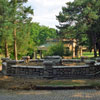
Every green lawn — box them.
[82,52,99,58]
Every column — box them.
[34,51,37,59]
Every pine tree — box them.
[56,0,100,57]
[9,0,33,60]
[0,0,13,57]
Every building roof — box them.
[37,43,56,50]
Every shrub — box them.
[64,47,73,56]
[44,42,64,57]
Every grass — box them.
[83,52,94,57]
[0,76,100,90]
[63,51,98,59]
[82,51,99,58]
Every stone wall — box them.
[1,57,100,79]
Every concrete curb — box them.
[35,85,96,90]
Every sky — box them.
[26,0,74,29]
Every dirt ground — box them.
[0,75,99,90]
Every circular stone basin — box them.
[17,62,86,66]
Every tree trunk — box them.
[13,0,17,60]
[14,27,17,60]
[99,49,100,57]
[93,43,97,57]
[92,33,97,57]
[5,41,9,57]
[98,40,100,57]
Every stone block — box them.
[43,61,53,70]
[7,60,18,64]
[44,56,62,65]
[53,69,57,75]
[22,56,30,63]
[81,56,88,62]
[2,62,7,75]
[1,57,10,62]
[17,60,24,64]
[40,69,44,73]
[96,58,100,62]
[85,60,95,66]
[39,72,44,76]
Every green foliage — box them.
[57,0,100,57]
[10,0,34,59]
[30,23,57,45]
[0,0,13,57]
[44,42,64,57]
[0,0,35,59]
[64,47,72,56]
[0,0,57,59]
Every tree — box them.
[0,0,34,59]
[0,0,13,57]
[56,0,100,57]
[9,0,33,60]
[30,23,57,45]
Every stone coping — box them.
[53,65,89,68]
[6,60,24,63]
[11,65,43,69]
[43,61,53,66]
[62,59,81,62]
[95,62,100,66]
[1,57,10,61]
[84,60,95,65]
[96,58,100,62]
[29,59,44,62]
[11,65,90,69]
[22,56,30,59]
[29,59,82,63]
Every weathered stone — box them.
[29,59,44,63]
[43,61,53,77]
[85,60,95,66]
[43,61,53,70]
[1,58,10,75]
[44,56,62,65]
[2,62,7,75]
[22,56,30,63]
[62,59,81,62]
[96,58,100,62]
[22,56,30,59]
[7,60,18,64]
[81,56,88,62]
[1,57,10,62]
[39,73,43,76]
[17,60,24,64]
[53,69,57,75]
[2,56,100,79]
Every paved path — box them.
[0,90,100,100]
